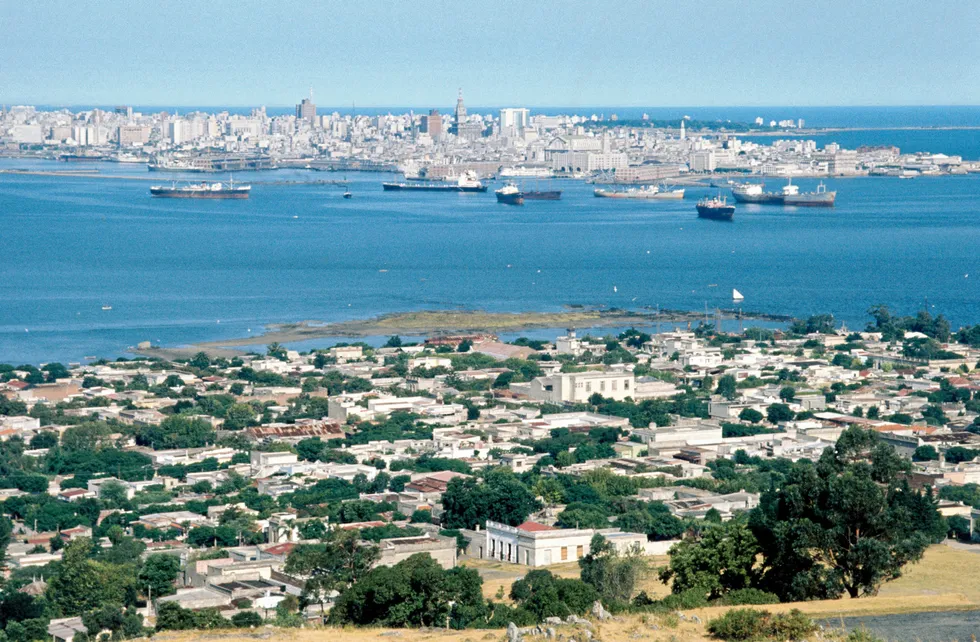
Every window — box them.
[624,379,630,390]
[577,545,584,558]
[612,380,618,391]
[600,381,606,391]
[561,546,568,561]
[586,382,591,392]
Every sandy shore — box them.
[132,308,788,359]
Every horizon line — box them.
[8,102,980,111]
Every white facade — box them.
[481,521,647,567]
[524,370,636,403]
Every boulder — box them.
[590,601,612,622]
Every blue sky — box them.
[2,0,978,107]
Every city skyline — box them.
[3,0,980,107]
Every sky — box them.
[2,0,979,108]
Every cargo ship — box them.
[150,180,251,199]
[523,190,562,200]
[382,171,487,193]
[732,182,783,204]
[495,184,524,205]
[783,181,836,207]
[696,196,735,220]
[732,179,836,207]
[594,185,685,200]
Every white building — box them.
[522,370,636,403]
[481,521,647,567]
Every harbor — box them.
[1,156,980,363]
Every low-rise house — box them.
[480,521,648,567]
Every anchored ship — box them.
[732,179,836,207]
[696,196,735,221]
[150,180,251,199]
[382,171,487,193]
[495,184,524,205]
[594,185,685,200]
[522,190,562,200]
[783,181,836,206]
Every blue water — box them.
[1,159,980,363]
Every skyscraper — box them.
[423,109,442,140]
[453,88,466,135]
[499,107,529,136]
[296,88,316,125]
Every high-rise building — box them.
[422,109,443,140]
[499,108,529,136]
[296,89,317,125]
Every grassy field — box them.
[154,545,980,642]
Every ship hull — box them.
[783,193,836,207]
[382,183,487,193]
[150,189,250,199]
[696,205,735,220]
[495,192,524,205]
[594,189,683,200]
[732,192,784,204]
[522,191,562,200]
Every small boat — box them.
[343,191,352,199]
[101,305,112,311]
[732,289,744,302]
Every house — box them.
[480,521,647,567]
[48,618,89,642]
[376,534,457,570]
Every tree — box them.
[329,554,486,628]
[440,469,541,529]
[779,387,795,402]
[139,553,182,598]
[716,375,737,401]
[136,415,215,449]
[749,428,945,600]
[738,408,764,424]
[223,403,257,430]
[47,538,110,616]
[659,519,760,600]
[510,569,597,620]
[766,403,794,424]
[284,529,380,613]
[579,534,648,603]
[912,445,939,462]
[410,509,432,524]
[99,479,130,506]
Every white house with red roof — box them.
[481,520,646,567]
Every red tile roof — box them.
[517,521,556,532]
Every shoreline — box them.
[133,308,791,360]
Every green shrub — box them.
[661,586,710,610]
[230,611,263,628]
[768,609,817,640]
[707,608,817,641]
[707,608,769,641]
[716,588,781,606]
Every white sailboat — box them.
[732,289,744,302]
